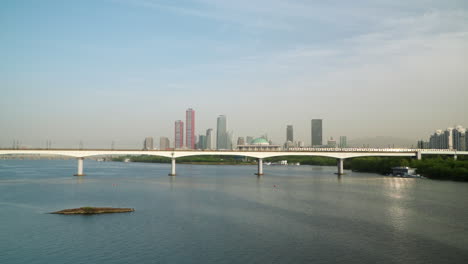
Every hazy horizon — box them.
[1,0,467,148]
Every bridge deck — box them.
[0,149,466,159]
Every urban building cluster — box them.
[142,109,348,151]
[418,125,467,151]
[283,120,347,149]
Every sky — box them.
[1,0,467,148]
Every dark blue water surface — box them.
[1,159,468,264]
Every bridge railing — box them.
[0,148,462,153]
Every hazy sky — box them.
[1,0,467,148]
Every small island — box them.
[51,207,134,215]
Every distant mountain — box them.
[347,136,416,148]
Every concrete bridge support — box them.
[416,151,422,160]
[168,158,176,176]
[454,154,458,160]
[74,157,85,176]
[336,158,344,175]
[255,158,264,176]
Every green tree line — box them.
[264,156,336,166]
[346,156,468,181]
[112,155,468,181]
[113,155,254,164]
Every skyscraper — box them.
[286,125,294,142]
[339,136,347,148]
[311,119,323,146]
[206,128,214,150]
[174,120,184,149]
[198,135,206,150]
[186,108,195,149]
[143,137,154,150]
[217,115,227,150]
[227,131,233,150]
[237,137,245,146]
[159,137,170,150]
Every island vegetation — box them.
[51,207,134,215]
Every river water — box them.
[1,159,467,263]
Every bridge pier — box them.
[416,151,422,160]
[74,157,85,176]
[168,158,176,176]
[454,154,458,160]
[255,158,264,176]
[336,158,344,175]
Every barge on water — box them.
[391,167,421,178]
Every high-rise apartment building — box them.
[143,137,154,150]
[159,137,170,150]
[429,130,444,149]
[174,120,184,149]
[311,119,323,146]
[217,115,227,150]
[453,126,466,151]
[425,125,467,150]
[286,125,293,142]
[445,128,453,150]
[339,136,347,148]
[186,108,195,149]
[206,129,214,150]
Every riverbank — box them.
[113,155,255,165]
[113,155,468,181]
[113,155,337,166]
[178,161,255,165]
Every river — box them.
[1,159,467,263]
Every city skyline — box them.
[5,107,468,149]
[1,1,467,148]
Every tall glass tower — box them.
[311,119,323,146]
[206,128,214,150]
[339,136,347,148]
[286,125,294,142]
[174,120,184,149]
[186,108,195,149]
[216,115,227,150]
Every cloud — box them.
[112,0,296,31]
